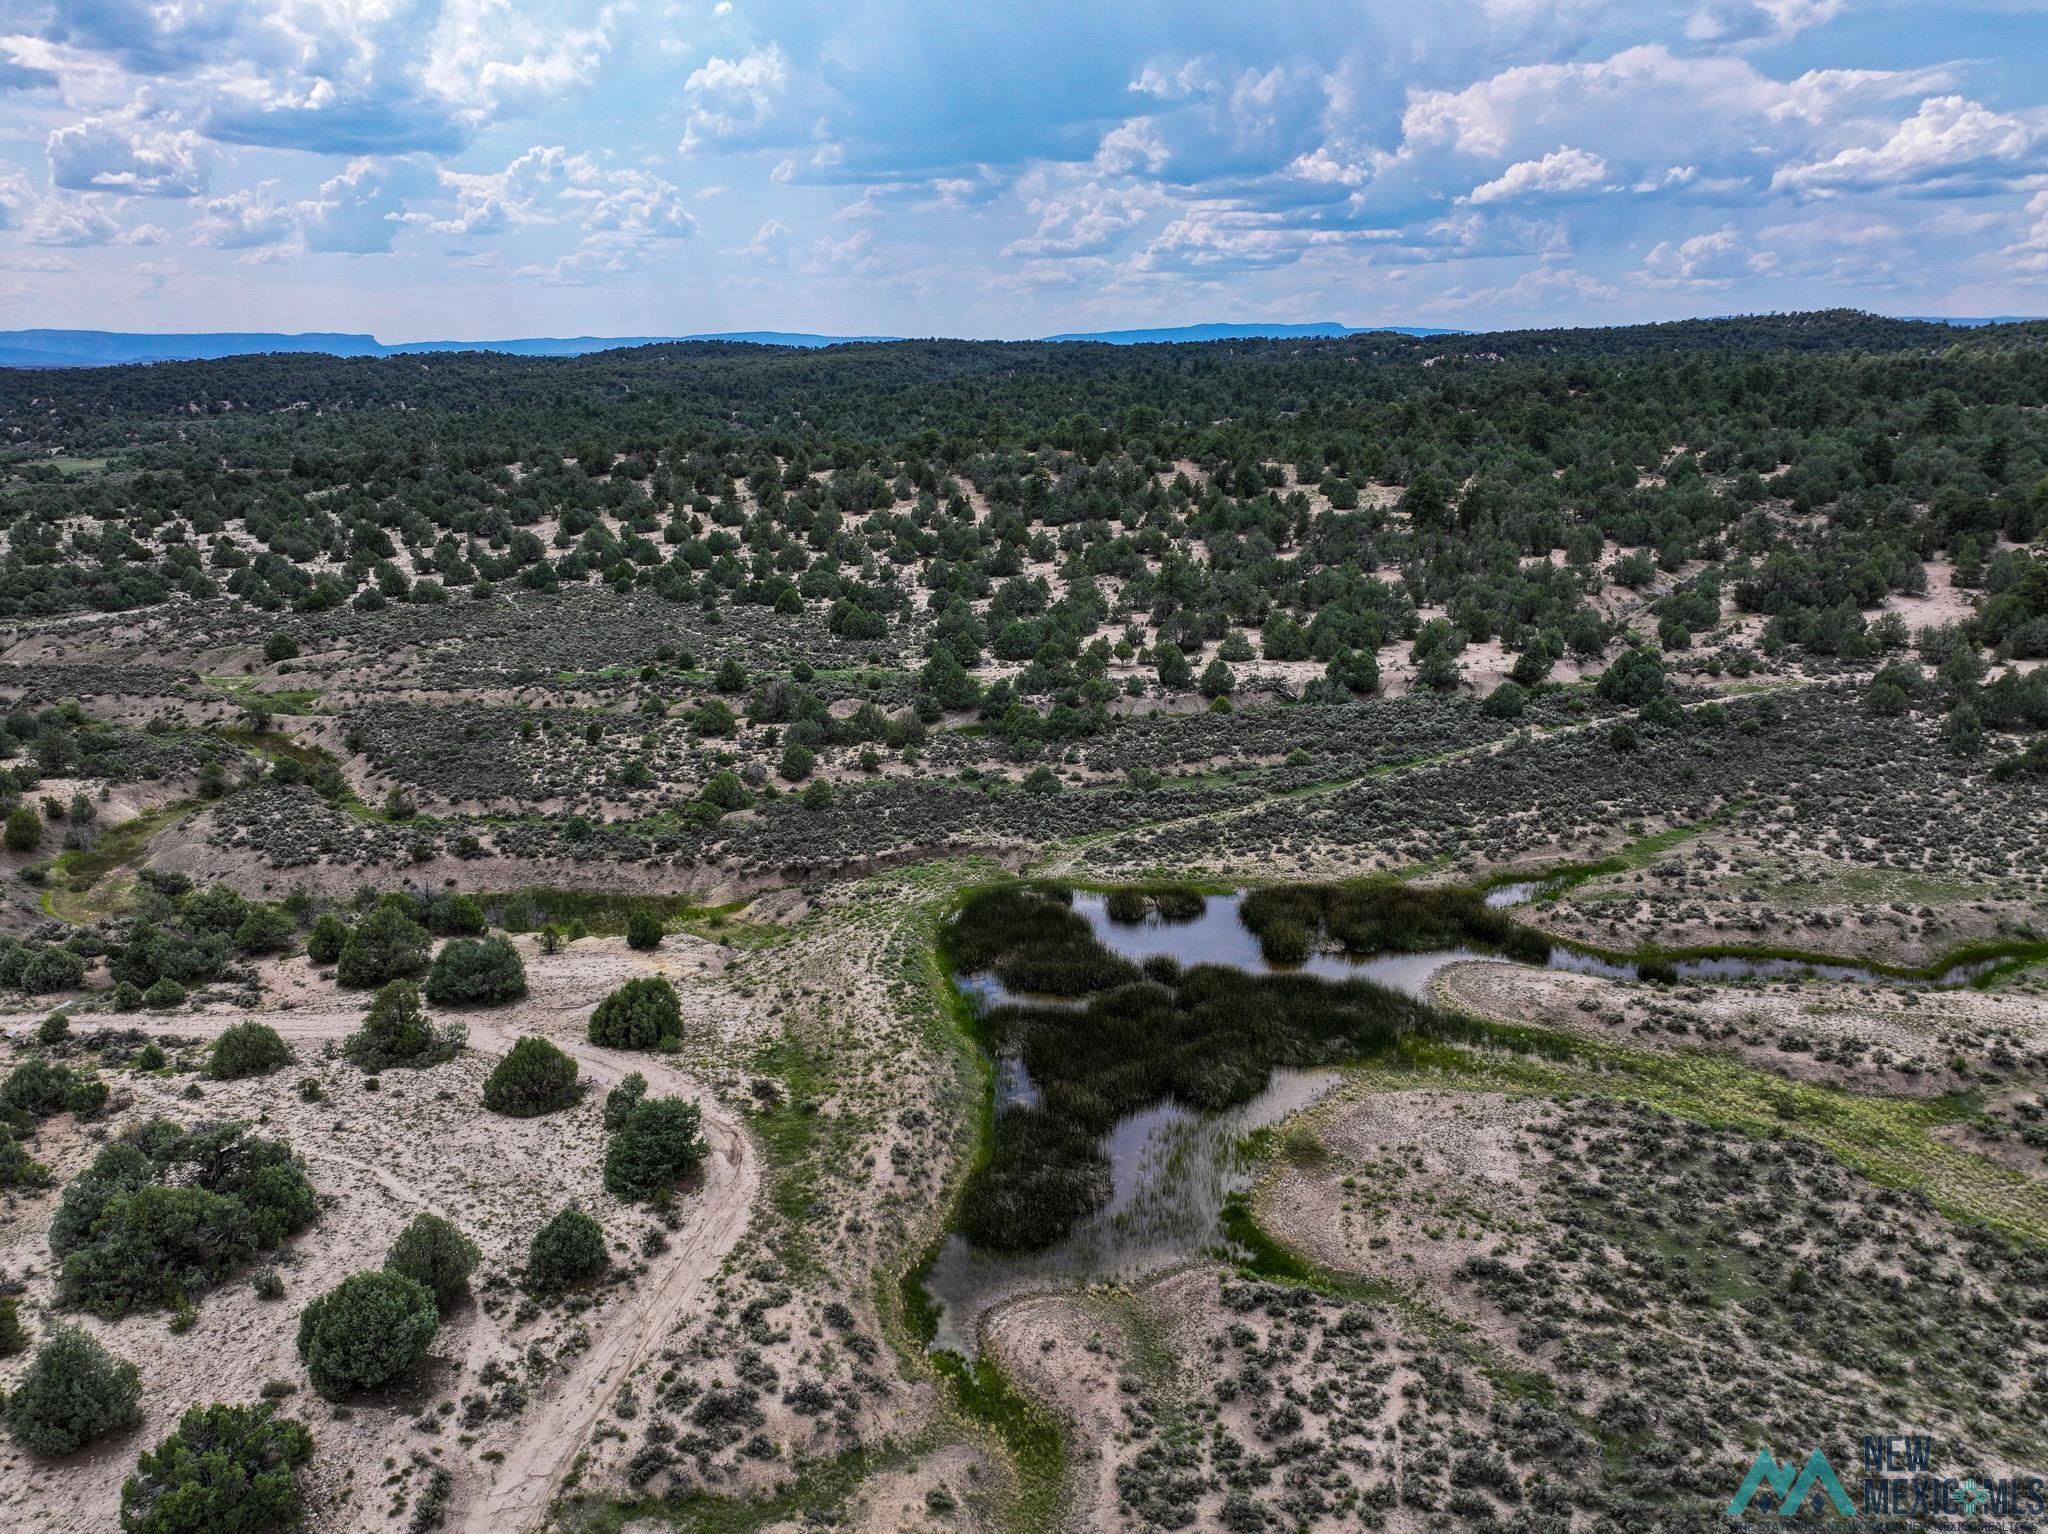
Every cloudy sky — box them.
[0,0,2043,339]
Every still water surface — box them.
[925,884,1996,1353]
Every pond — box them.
[924,881,2011,1355]
[1080,889,1490,998]
[1073,887,2002,994]
[920,1058,1339,1355]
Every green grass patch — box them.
[554,1438,917,1534]
[896,1248,946,1352]
[1381,1032,2048,1245]
[747,1036,846,1278]
[489,887,706,936]
[43,801,194,921]
[925,1350,1067,1533]
[203,677,324,715]
[892,880,1002,1350]
[679,902,785,950]
[1221,1193,1336,1289]
[1219,1193,1421,1315]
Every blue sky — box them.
[0,0,2044,338]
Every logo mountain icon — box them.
[1726,1447,1857,1518]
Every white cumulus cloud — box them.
[1462,146,1609,204]
[48,117,207,197]
[680,47,790,152]
[1773,96,2043,194]
[1641,223,1779,287]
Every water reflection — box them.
[1072,890,1491,999]
[1073,885,1991,992]
[993,1052,1040,1111]
[928,880,1996,1354]
[922,1063,1338,1356]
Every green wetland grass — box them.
[1239,881,1553,966]
[947,882,1141,997]
[948,883,1457,1253]
[1371,1030,2048,1246]
[937,872,2048,1273]
[905,866,2048,1530]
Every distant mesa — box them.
[1897,315,2047,327]
[0,321,1465,368]
[5,314,2036,369]
[0,328,898,368]
[1040,321,1467,343]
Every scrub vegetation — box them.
[0,315,2044,1534]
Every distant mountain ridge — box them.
[0,328,898,369]
[0,321,1466,368]
[1898,315,2047,327]
[388,331,903,356]
[3,313,2034,369]
[0,331,393,369]
[1040,322,1466,343]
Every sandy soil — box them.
[1518,850,2048,970]
[0,932,756,1534]
[1431,958,2048,1095]
[1890,557,1979,632]
[1260,1089,1551,1312]
[985,1293,1135,1534]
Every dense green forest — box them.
[0,310,2043,689]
